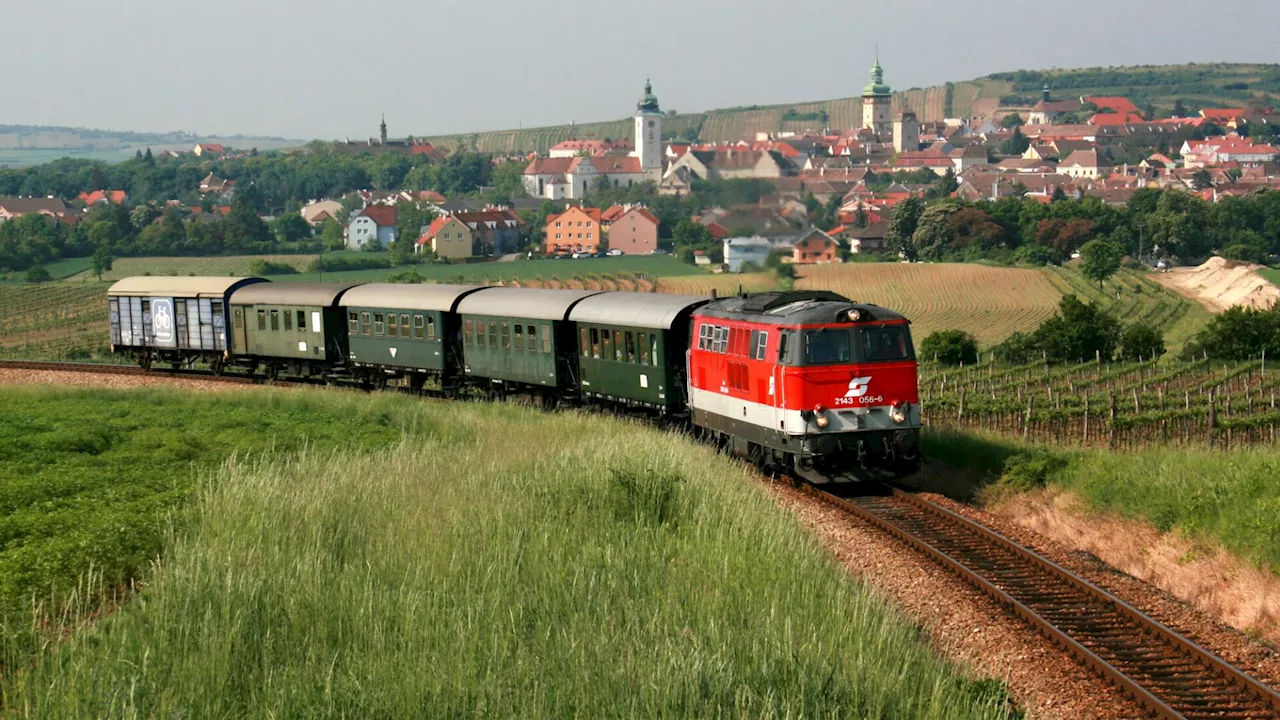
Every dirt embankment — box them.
[1155,257,1280,312]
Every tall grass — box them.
[4,399,1009,718]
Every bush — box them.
[1184,305,1280,360]
[307,255,391,273]
[1013,244,1055,266]
[24,266,51,283]
[1118,323,1166,361]
[920,329,979,366]
[247,259,299,276]
[997,450,1066,493]
[1033,295,1120,363]
[387,267,426,284]
[991,331,1036,365]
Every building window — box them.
[374,313,384,335]
[586,221,592,228]
[270,310,279,331]
[587,232,592,239]
[555,221,561,228]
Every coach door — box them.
[232,307,249,354]
[772,330,791,434]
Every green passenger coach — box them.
[228,283,357,378]
[339,283,486,389]
[455,288,603,394]
[568,293,708,413]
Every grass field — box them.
[0,257,93,284]
[794,263,1063,346]
[66,254,319,282]
[1,386,1009,718]
[0,282,112,360]
[279,254,701,284]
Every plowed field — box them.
[795,263,1063,345]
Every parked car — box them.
[606,249,624,257]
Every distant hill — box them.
[0,124,303,167]
[423,63,1280,154]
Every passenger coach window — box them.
[297,311,306,332]
[401,315,410,337]
[257,310,266,331]
[514,324,524,350]
[527,325,535,351]
[284,311,292,331]
[590,328,600,358]
[602,329,613,361]
[464,320,473,345]
[361,312,371,336]
[488,321,497,348]
[270,310,279,331]
[625,332,635,363]
[414,315,425,340]
[374,313,384,335]
[580,328,589,357]
[639,332,650,365]
[235,309,244,330]
[501,323,510,349]
[387,314,397,338]
[541,325,551,353]
[650,334,659,366]
[348,312,359,334]
[862,326,912,362]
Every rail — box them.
[807,486,1280,720]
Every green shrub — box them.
[920,329,979,366]
[1118,323,1166,361]
[247,259,298,276]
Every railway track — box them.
[809,486,1280,720]
[0,359,258,385]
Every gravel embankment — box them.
[0,368,249,392]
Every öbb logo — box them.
[835,376,882,406]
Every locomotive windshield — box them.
[799,325,914,365]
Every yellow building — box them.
[419,216,474,259]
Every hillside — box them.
[0,124,302,168]
[423,63,1280,153]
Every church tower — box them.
[380,113,388,145]
[633,78,663,182]
[861,50,892,138]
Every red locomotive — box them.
[687,291,920,482]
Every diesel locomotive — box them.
[107,277,920,481]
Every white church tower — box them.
[633,78,663,182]
[861,50,892,138]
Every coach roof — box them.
[229,283,359,307]
[569,292,709,329]
[340,283,487,312]
[108,276,267,298]
[456,288,604,321]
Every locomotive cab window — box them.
[803,328,850,364]
[751,330,768,361]
[861,326,913,362]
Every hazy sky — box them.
[7,0,1279,140]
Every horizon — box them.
[5,0,1280,140]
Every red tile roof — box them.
[77,189,127,205]
[1084,97,1140,116]
[359,204,397,227]
[417,215,455,246]
[1088,112,1147,126]
[1201,108,1247,124]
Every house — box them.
[888,148,953,176]
[522,155,646,199]
[346,205,397,250]
[1023,144,1058,161]
[1028,99,1082,125]
[1200,109,1248,127]
[723,237,772,272]
[77,190,128,206]
[1057,149,1105,179]
[790,228,840,264]
[418,215,473,259]
[1084,97,1141,116]
[545,206,602,255]
[193,143,225,157]
[603,206,660,255]
[662,148,797,183]
[0,197,71,222]
[1088,112,1147,126]
[199,172,234,195]
[842,220,889,254]
[950,144,989,173]
[450,209,522,255]
[301,200,343,227]
[1180,136,1280,168]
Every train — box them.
[107,277,921,481]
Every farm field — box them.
[795,263,1063,346]
[0,282,112,360]
[1,386,1008,718]
[0,256,93,284]
[279,254,700,285]
[67,254,319,282]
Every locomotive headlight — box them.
[814,404,830,428]
[844,309,861,322]
[890,401,908,424]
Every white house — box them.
[345,205,397,249]
[723,237,772,273]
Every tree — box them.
[885,196,924,260]
[25,266,51,283]
[1013,243,1055,266]
[272,213,312,245]
[1172,99,1189,119]
[673,218,713,247]
[911,202,959,261]
[1051,186,1068,203]
[1033,295,1121,363]
[1118,324,1166,361]
[1192,169,1213,191]
[999,128,1030,156]
[1184,306,1280,360]
[678,126,699,142]
[1078,237,1125,287]
[1000,113,1024,129]
[90,246,113,281]
[919,330,979,366]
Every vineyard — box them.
[1041,266,1211,355]
[920,358,1280,450]
[795,263,1063,345]
[0,282,112,360]
[68,255,319,282]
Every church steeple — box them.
[637,77,661,114]
[380,113,388,145]
[863,46,891,97]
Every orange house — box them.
[603,206,659,254]
[546,206,602,255]
[791,229,840,264]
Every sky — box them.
[6,0,1280,140]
